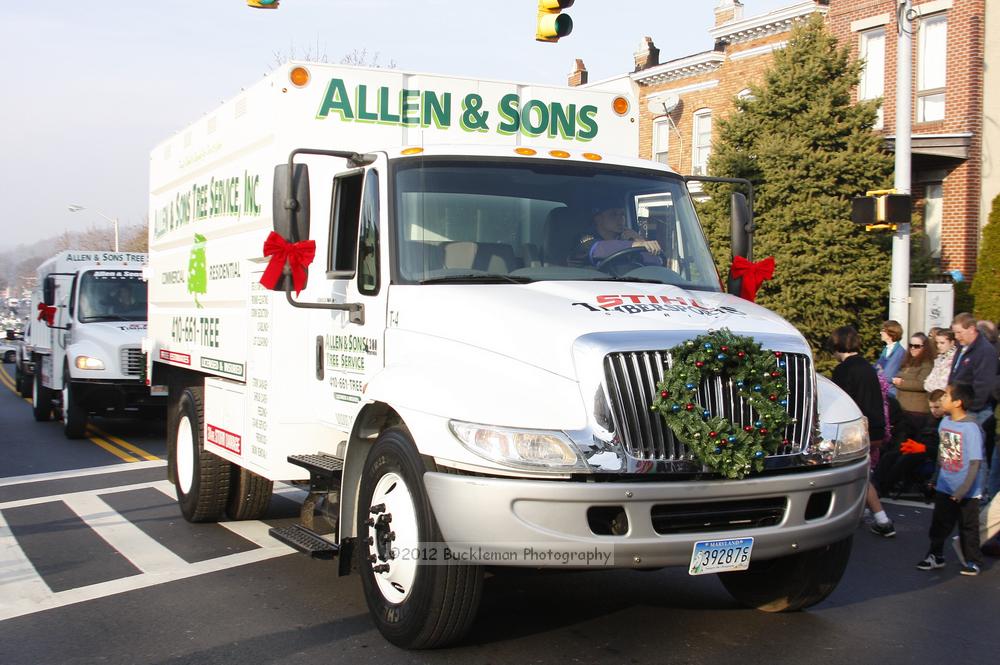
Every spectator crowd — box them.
[828,313,1000,576]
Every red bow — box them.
[729,255,775,302]
[260,231,316,296]
[37,302,57,325]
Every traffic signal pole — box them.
[889,0,912,335]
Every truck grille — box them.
[602,350,815,463]
[121,347,143,376]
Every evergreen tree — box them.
[698,15,894,367]
[971,194,1000,322]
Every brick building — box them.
[574,0,994,276]
[827,0,987,276]
[603,1,828,187]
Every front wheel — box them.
[718,536,853,612]
[32,370,52,422]
[357,428,483,649]
[3,350,14,363]
[62,376,88,439]
[168,385,231,522]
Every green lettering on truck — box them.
[496,94,520,135]
[316,78,354,120]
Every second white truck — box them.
[29,251,164,437]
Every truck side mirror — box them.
[43,276,56,306]
[728,192,753,297]
[730,192,752,261]
[272,163,311,243]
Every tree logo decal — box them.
[188,233,207,308]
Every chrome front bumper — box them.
[424,459,868,568]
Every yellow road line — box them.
[86,434,139,462]
[87,424,160,461]
[0,369,16,391]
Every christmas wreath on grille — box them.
[650,329,792,479]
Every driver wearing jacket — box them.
[570,206,662,268]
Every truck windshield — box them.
[77,270,147,322]
[393,158,720,291]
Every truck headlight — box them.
[449,421,583,470]
[75,356,105,370]
[819,417,869,462]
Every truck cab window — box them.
[77,270,147,322]
[357,169,380,295]
[328,170,364,276]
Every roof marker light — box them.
[515,147,538,156]
[582,152,603,161]
[401,147,425,155]
[289,67,310,87]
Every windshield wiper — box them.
[81,315,131,322]
[579,276,665,284]
[419,274,534,285]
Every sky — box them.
[0,0,795,248]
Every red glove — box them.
[899,439,927,455]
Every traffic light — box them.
[247,0,279,8]
[851,190,911,231]
[536,0,574,43]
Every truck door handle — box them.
[315,335,324,381]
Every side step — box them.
[269,524,339,559]
[288,453,344,492]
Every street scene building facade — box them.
[576,0,994,277]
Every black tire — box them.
[225,466,273,520]
[15,365,30,397]
[718,536,853,612]
[62,374,88,439]
[32,370,52,422]
[3,351,13,364]
[357,428,483,649]
[168,385,231,522]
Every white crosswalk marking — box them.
[0,467,299,622]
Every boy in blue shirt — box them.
[916,382,985,575]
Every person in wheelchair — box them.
[570,206,662,270]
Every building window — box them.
[859,27,885,129]
[691,109,712,176]
[653,118,670,165]
[917,14,947,122]
[924,182,943,258]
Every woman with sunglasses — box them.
[923,329,957,393]
[891,332,935,427]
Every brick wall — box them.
[825,0,984,275]
[632,0,986,276]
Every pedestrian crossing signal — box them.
[247,0,279,8]
[536,0,574,43]
[851,191,911,231]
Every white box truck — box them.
[147,62,869,648]
[29,251,164,437]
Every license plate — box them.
[688,537,754,575]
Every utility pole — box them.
[889,0,913,334]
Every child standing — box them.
[916,383,985,575]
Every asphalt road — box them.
[0,363,998,665]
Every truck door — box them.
[315,155,388,435]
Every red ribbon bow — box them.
[37,302,57,325]
[260,231,316,296]
[729,255,775,302]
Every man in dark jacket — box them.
[950,313,998,498]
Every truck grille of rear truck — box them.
[602,350,816,463]
[120,347,144,376]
